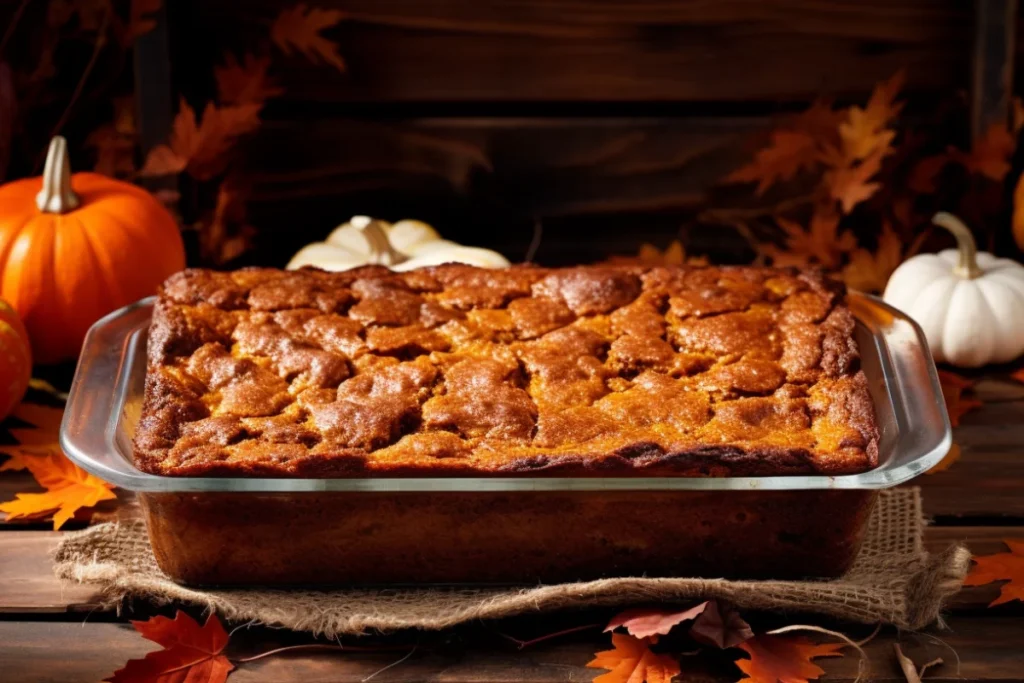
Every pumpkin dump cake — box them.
[135,265,879,478]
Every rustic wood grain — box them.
[0,532,102,613]
[920,394,1024,520]
[235,116,762,267]
[189,0,972,102]
[1,617,1022,682]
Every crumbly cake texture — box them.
[135,265,879,478]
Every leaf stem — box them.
[236,642,411,663]
[0,0,29,56]
[35,5,111,172]
[494,623,602,650]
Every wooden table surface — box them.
[2,372,1023,682]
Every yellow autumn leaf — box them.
[841,222,903,293]
[0,451,116,529]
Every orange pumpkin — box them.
[0,136,185,363]
[0,299,31,419]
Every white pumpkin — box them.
[287,215,510,272]
[883,212,1024,367]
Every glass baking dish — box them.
[61,292,950,585]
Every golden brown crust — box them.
[134,265,879,478]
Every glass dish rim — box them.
[60,292,952,493]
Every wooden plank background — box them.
[144,0,1010,267]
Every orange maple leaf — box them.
[735,634,845,683]
[0,451,116,529]
[841,221,903,293]
[788,98,845,143]
[949,124,1015,182]
[937,370,982,427]
[824,144,889,214]
[605,603,708,640]
[1011,367,1024,384]
[726,130,819,195]
[606,241,708,267]
[927,443,961,475]
[962,539,1024,606]
[838,70,904,162]
[272,4,346,72]
[106,611,234,683]
[764,208,856,269]
[140,98,261,180]
[587,633,680,683]
[215,53,285,106]
[0,403,65,472]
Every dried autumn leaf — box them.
[949,124,1015,182]
[788,98,845,143]
[106,611,234,683]
[937,370,982,427]
[838,70,904,162]
[926,443,961,475]
[587,633,680,683]
[689,601,754,649]
[726,130,819,195]
[735,634,845,683]
[140,99,261,181]
[199,179,254,264]
[0,403,65,472]
[605,603,708,640]
[0,451,116,529]
[215,53,285,106]
[841,221,903,293]
[605,241,707,267]
[764,208,856,269]
[962,539,1024,606]
[272,4,346,72]
[1011,368,1024,384]
[825,144,889,214]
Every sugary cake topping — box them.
[135,265,878,477]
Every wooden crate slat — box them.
[186,0,972,102]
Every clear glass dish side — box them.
[61,293,952,493]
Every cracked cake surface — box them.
[134,264,879,477]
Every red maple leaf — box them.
[105,611,234,683]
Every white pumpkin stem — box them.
[35,136,81,214]
[351,215,408,266]
[932,212,982,279]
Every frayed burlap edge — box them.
[54,488,970,637]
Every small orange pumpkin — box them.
[0,136,185,363]
[0,299,31,419]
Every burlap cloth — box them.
[53,488,969,637]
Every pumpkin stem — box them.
[351,215,408,266]
[932,212,982,279]
[35,136,81,214]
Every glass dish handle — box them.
[61,297,155,485]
